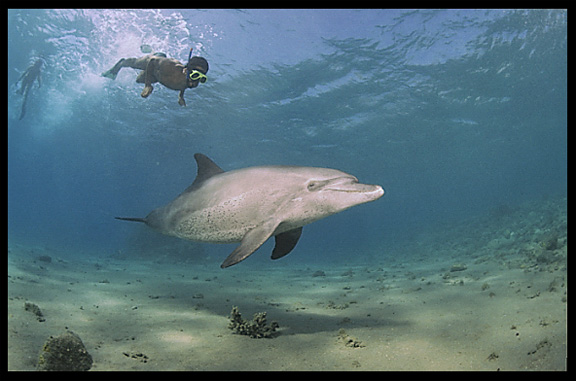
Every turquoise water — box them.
[8,9,567,265]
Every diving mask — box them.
[188,70,207,83]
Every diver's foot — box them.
[101,59,124,80]
[101,69,118,80]
[141,85,153,98]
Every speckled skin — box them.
[119,154,384,267]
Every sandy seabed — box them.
[8,198,567,371]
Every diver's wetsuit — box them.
[16,59,43,120]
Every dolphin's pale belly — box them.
[173,212,255,243]
[170,194,264,243]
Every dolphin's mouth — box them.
[325,177,384,196]
[329,185,384,194]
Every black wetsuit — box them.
[16,59,43,120]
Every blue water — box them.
[8,9,567,266]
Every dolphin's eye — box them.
[307,181,325,191]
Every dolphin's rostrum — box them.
[116,153,384,268]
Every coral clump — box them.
[37,331,93,371]
[228,306,279,338]
[539,233,559,251]
[24,302,45,322]
[337,328,365,348]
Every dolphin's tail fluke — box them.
[115,216,147,223]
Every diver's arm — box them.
[178,89,186,106]
[15,71,26,84]
[14,68,29,88]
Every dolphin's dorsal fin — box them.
[185,153,225,193]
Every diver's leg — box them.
[140,57,158,98]
[135,71,146,84]
[102,56,150,80]
[101,59,126,80]
[19,86,30,120]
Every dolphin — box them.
[116,153,384,268]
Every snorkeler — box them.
[101,48,208,106]
[15,59,43,120]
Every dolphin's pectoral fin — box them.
[271,227,303,260]
[220,221,278,268]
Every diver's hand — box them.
[178,96,187,106]
[141,85,153,98]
